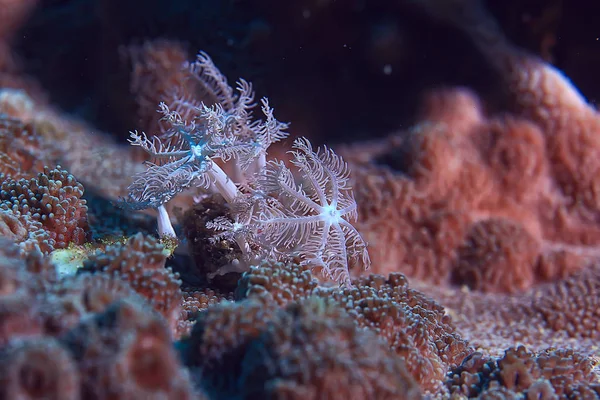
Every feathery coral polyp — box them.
[259,138,371,285]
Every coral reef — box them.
[1,0,600,399]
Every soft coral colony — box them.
[118,51,370,286]
[2,1,600,399]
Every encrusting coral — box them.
[0,237,205,399]
[61,299,198,400]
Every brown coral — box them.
[82,233,183,331]
[177,287,234,339]
[453,218,541,293]
[482,116,548,204]
[184,296,421,399]
[61,299,197,400]
[184,299,276,373]
[39,273,141,335]
[236,261,471,393]
[0,337,80,400]
[528,264,600,338]
[343,81,600,294]
[122,39,190,135]
[0,240,45,345]
[327,273,471,393]
[239,297,422,400]
[0,166,91,252]
[181,194,245,290]
[235,259,319,306]
[446,346,600,398]
[414,261,600,362]
[0,114,50,179]
[0,237,58,345]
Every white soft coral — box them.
[257,138,371,285]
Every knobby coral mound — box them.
[413,261,600,364]
[0,114,49,179]
[446,346,600,399]
[344,83,600,294]
[339,0,600,298]
[327,274,472,393]
[122,39,192,135]
[39,273,141,335]
[239,297,421,400]
[236,260,471,393]
[527,263,600,338]
[82,233,183,331]
[183,296,421,400]
[182,298,276,396]
[2,0,600,398]
[0,337,80,400]
[178,287,234,339]
[453,217,540,293]
[62,299,198,400]
[0,237,205,399]
[0,166,90,253]
[0,238,47,345]
[235,259,319,305]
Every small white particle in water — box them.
[383,64,392,75]
[303,9,311,18]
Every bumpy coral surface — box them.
[184,296,421,399]
[0,337,80,400]
[62,299,197,400]
[447,346,600,398]
[237,261,471,393]
[239,297,421,400]
[83,233,183,331]
[0,166,90,253]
